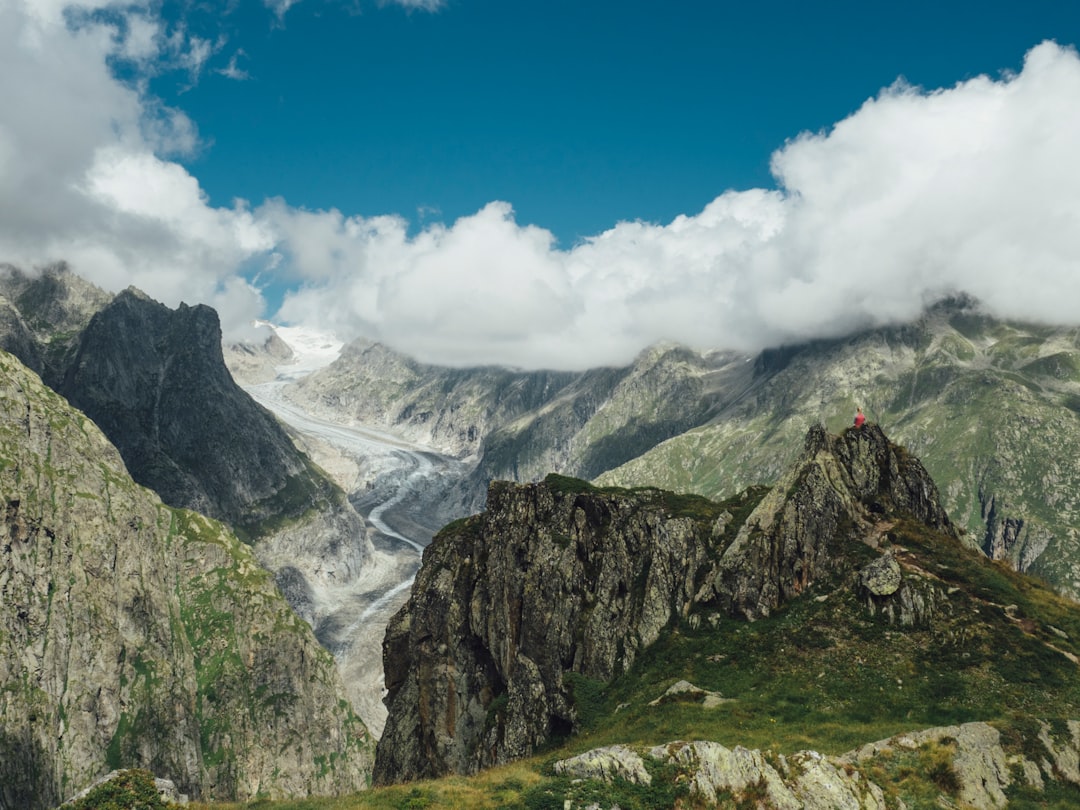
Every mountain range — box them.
[2,261,1080,807]
[282,296,1080,601]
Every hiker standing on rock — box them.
[854,407,866,428]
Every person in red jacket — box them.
[854,407,866,428]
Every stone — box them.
[859,553,902,596]
[648,740,800,809]
[553,745,651,786]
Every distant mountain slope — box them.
[375,423,1080,794]
[0,262,112,383]
[597,300,1080,598]
[284,339,747,516]
[0,350,373,809]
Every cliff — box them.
[374,423,958,783]
[0,351,373,809]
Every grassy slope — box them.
[189,481,1080,809]
[597,309,1080,598]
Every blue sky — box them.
[163,0,1080,246]
[4,1,1080,368]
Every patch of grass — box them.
[67,769,170,810]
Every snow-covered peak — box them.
[259,321,344,379]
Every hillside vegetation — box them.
[599,301,1080,599]
[184,425,1080,808]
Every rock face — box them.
[374,423,957,783]
[0,351,373,809]
[374,476,726,784]
[708,423,955,620]
[58,288,345,540]
[554,719,1080,810]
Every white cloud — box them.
[217,50,250,80]
[272,40,1080,369]
[0,1,269,338]
[2,1,1080,371]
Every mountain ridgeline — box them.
[374,424,1080,806]
[375,424,953,779]
[284,298,1080,601]
[282,338,751,521]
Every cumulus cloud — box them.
[270,40,1080,368]
[2,0,1080,370]
[0,1,270,337]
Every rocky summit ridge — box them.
[374,423,997,784]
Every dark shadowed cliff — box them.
[58,288,342,539]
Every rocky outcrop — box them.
[374,476,726,783]
[706,423,955,620]
[59,769,188,807]
[0,351,373,809]
[555,720,1080,809]
[375,424,959,783]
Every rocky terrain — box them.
[0,264,374,666]
[278,296,1080,601]
[599,299,1080,598]
[374,422,1080,799]
[0,350,373,809]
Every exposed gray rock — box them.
[557,721,1075,810]
[844,722,1014,810]
[553,745,651,785]
[647,680,729,708]
[556,740,887,809]
[374,478,722,783]
[860,553,902,596]
[649,740,799,808]
[0,352,373,809]
[59,769,189,806]
[1039,720,1080,785]
[712,424,955,620]
[782,750,886,809]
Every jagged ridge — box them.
[374,423,988,784]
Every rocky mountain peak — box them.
[374,425,961,785]
[712,422,955,620]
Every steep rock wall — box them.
[375,423,957,784]
[0,351,373,809]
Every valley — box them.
[243,371,467,737]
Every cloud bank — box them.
[270,40,1080,368]
[2,1,1080,368]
